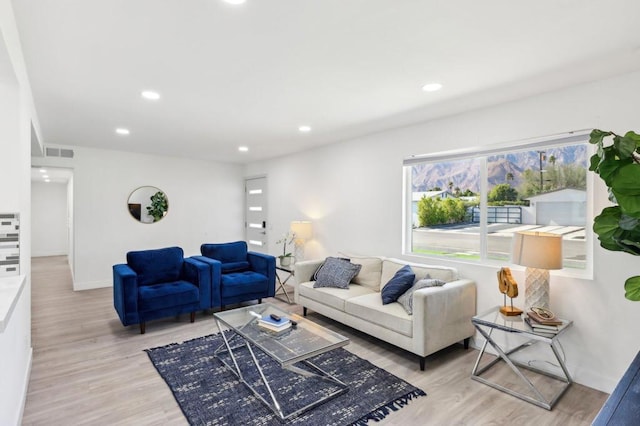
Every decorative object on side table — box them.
[588,129,640,301]
[276,230,295,267]
[511,231,562,311]
[497,267,522,316]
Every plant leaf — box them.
[593,207,626,252]
[614,135,638,159]
[619,214,640,231]
[624,130,640,143]
[611,164,640,216]
[624,276,640,301]
[589,153,600,172]
[589,129,611,145]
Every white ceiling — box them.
[13,0,640,164]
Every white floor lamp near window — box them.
[290,221,313,261]
[511,231,563,311]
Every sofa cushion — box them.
[221,271,268,298]
[381,258,458,285]
[397,277,446,315]
[127,246,184,287]
[309,257,350,281]
[138,280,199,312]
[339,253,383,291]
[314,257,361,289]
[345,293,413,337]
[381,265,415,304]
[299,281,374,311]
[221,261,250,273]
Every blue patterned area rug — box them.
[145,332,426,425]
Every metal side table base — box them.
[274,266,294,304]
[471,324,572,410]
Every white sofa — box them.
[294,255,477,370]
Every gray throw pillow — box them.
[313,257,361,289]
[397,278,446,315]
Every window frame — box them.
[402,130,594,279]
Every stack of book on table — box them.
[524,309,564,337]
[257,314,291,333]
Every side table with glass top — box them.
[471,306,573,410]
[274,265,295,304]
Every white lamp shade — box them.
[290,221,313,240]
[511,231,563,270]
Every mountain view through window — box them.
[409,143,588,269]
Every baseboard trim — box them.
[73,280,111,291]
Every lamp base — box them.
[500,305,523,316]
[525,267,550,311]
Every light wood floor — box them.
[23,256,608,425]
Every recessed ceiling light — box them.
[238,146,249,152]
[223,0,246,4]
[44,179,50,183]
[39,169,47,173]
[115,128,130,135]
[42,175,49,179]
[298,125,312,133]
[422,83,443,92]
[141,90,161,100]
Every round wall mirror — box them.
[127,186,169,223]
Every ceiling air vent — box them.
[45,147,74,158]
[45,147,59,157]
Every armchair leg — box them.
[190,312,195,323]
[303,307,307,317]
[258,298,262,304]
[140,322,146,334]
[463,337,470,349]
[221,305,225,311]
[419,356,426,371]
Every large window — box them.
[404,132,591,271]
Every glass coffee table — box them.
[213,303,349,420]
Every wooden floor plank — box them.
[23,256,608,425]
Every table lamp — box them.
[511,231,562,311]
[290,221,313,259]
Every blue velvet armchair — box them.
[113,246,211,333]
[191,241,275,309]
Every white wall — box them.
[31,181,69,257]
[36,146,246,290]
[0,1,36,422]
[246,70,640,393]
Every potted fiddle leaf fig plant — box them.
[589,129,640,301]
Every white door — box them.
[245,177,268,253]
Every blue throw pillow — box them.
[381,265,415,305]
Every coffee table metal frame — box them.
[213,303,349,420]
[471,306,573,410]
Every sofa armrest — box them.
[293,259,324,304]
[190,256,222,308]
[247,252,276,297]
[293,259,323,284]
[113,264,139,326]
[183,257,212,310]
[411,279,477,356]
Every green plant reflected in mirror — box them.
[127,186,169,224]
